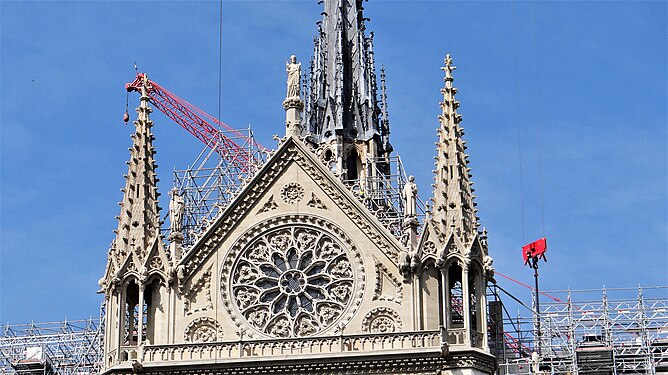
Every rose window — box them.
[229,224,356,338]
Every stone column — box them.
[462,264,470,344]
[480,272,489,350]
[137,284,145,348]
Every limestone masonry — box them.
[98,1,495,374]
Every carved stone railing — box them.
[447,329,484,348]
[140,330,441,364]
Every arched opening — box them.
[123,281,139,345]
[144,277,167,344]
[469,263,485,348]
[448,263,464,328]
[346,149,361,181]
[469,267,478,331]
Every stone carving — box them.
[126,257,137,273]
[184,317,223,343]
[257,195,278,214]
[286,55,301,98]
[149,256,163,271]
[423,241,437,256]
[169,189,185,233]
[362,307,401,333]
[306,193,328,210]
[222,216,364,338]
[483,254,494,278]
[372,257,403,304]
[280,182,304,204]
[184,269,213,315]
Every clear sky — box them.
[1,1,666,324]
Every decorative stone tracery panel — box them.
[280,183,304,204]
[362,307,402,333]
[184,317,223,343]
[184,268,213,315]
[221,215,364,338]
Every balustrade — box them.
[134,330,441,365]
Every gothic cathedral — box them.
[99,1,496,374]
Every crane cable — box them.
[530,1,547,236]
[511,2,527,244]
[512,2,548,240]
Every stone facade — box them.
[99,1,495,374]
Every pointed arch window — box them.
[448,264,464,327]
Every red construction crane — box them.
[125,73,266,173]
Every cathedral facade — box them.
[98,1,496,374]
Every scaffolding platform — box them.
[489,286,668,375]
[0,318,102,375]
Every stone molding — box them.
[372,257,402,304]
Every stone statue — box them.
[403,175,418,217]
[286,55,301,98]
[169,189,185,233]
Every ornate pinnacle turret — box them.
[109,77,162,269]
[430,54,479,244]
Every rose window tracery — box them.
[228,223,358,338]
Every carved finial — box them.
[443,53,456,78]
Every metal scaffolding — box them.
[489,286,668,375]
[343,155,426,238]
[171,127,266,248]
[173,146,424,245]
[0,317,103,375]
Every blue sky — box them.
[1,1,666,324]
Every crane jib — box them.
[124,72,266,168]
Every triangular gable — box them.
[140,231,169,281]
[179,136,405,278]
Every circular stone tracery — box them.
[226,221,360,338]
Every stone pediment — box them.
[178,136,404,280]
[100,231,166,292]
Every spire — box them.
[109,77,162,268]
[303,0,389,152]
[430,54,479,244]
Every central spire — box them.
[302,0,392,180]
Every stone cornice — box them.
[102,348,495,375]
